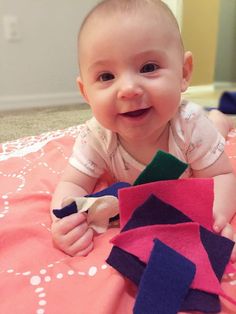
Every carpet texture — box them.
[0,104,92,143]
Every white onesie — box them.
[69,100,225,184]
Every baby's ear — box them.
[76,77,89,102]
[181,51,193,92]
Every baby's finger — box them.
[220,225,236,262]
[213,214,228,233]
[68,228,94,256]
[54,212,87,235]
[230,234,236,262]
[76,241,94,257]
[60,221,89,248]
[221,223,234,240]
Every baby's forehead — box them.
[77,0,184,71]
[78,1,180,44]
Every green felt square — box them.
[133,150,188,185]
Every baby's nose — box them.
[117,77,143,100]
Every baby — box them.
[51,0,236,259]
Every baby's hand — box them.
[51,212,94,256]
[213,215,236,262]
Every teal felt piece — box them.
[133,150,188,185]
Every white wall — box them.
[0,0,96,110]
[0,0,181,111]
[163,0,183,27]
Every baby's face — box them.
[78,9,192,143]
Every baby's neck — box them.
[118,123,169,165]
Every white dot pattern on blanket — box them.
[35,287,44,293]
[0,258,109,312]
[56,273,63,279]
[0,195,10,219]
[88,266,97,277]
[0,128,79,222]
[35,287,46,314]
[0,128,114,313]
[40,269,47,275]
[38,300,47,306]
[0,127,79,161]
[101,264,108,270]
[44,276,51,282]
[30,276,41,286]
[0,131,78,314]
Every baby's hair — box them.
[78,0,181,43]
[77,0,184,73]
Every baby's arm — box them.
[192,152,236,260]
[50,163,98,256]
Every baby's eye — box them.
[99,72,115,82]
[140,63,159,73]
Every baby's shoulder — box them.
[170,100,209,147]
[77,117,117,154]
[177,100,204,122]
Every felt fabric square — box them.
[106,246,221,313]
[118,178,214,229]
[111,222,223,295]
[53,201,77,218]
[133,239,196,314]
[121,193,234,279]
[133,150,188,185]
[106,246,146,286]
[87,181,131,198]
[121,194,190,232]
[55,195,119,233]
[86,182,130,223]
[182,290,221,313]
[219,91,236,114]
[53,181,130,220]
[200,227,235,280]
[107,193,236,312]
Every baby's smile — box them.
[120,107,151,118]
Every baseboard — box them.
[214,81,236,89]
[0,92,85,111]
[184,84,215,95]
[184,83,236,96]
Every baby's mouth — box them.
[120,108,151,118]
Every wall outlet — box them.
[3,15,21,42]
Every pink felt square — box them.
[111,222,222,295]
[119,178,214,230]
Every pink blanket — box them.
[0,126,236,314]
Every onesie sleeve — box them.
[183,105,225,171]
[69,123,107,178]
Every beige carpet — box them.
[0,104,92,143]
